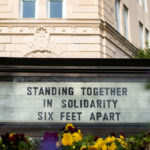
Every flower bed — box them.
[0,124,150,150]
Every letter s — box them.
[38,112,43,120]
[62,99,66,108]
[27,87,32,95]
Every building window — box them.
[139,22,144,48]
[20,0,36,18]
[145,29,149,47]
[123,5,129,39]
[142,0,147,11]
[48,0,63,18]
[138,0,141,4]
[115,0,120,32]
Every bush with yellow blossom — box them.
[127,131,150,150]
[0,133,32,150]
[2,124,150,150]
[79,135,127,150]
[0,137,5,149]
[59,123,83,150]
[58,124,127,150]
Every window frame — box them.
[123,5,129,39]
[20,0,38,18]
[139,22,144,49]
[145,28,149,47]
[142,0,147,12]
[138,0,141,5]
[115,0,121,32]
[47,0,66,18]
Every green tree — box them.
[135,42,150,89]
[135,42,150,58]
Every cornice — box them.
[0,19,101,36]
[100,21,137,55]
[0,18,138,57]
[0,19,101,25]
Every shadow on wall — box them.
[24,50,57,58]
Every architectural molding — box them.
[0,19,137,58]
[100,20,137,57]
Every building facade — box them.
[0,0,150,58]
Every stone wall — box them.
[0,19,137,58]
[0,0,140,58]
[102,0,150,48]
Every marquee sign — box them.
[0,58,150,136]
[1,81,150,123]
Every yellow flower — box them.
[78,129,82,135]
[122,142,127,148]
[105,136,116,144]
[115,137,127,149]
[88,145,98,150]
[101,143,107,150]
[72,132,82,142]
[2,144,5,148]
[80,145,87,150]
[9,133,15,138]
[95,138,103,149]
[65,123,75,130]
[73,145,76,149]
[120,140,127,148]
[62,133,73,146]
[108,142,117,150]
[111,136,116,142]
[96,138,103,143]
[105,136,112,143]
[120,135,124,139]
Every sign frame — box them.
[0,57,150,136]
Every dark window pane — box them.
[50,1,62,18]
[23,1,35,18]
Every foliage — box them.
[127,131,150,150]
[0,137,5,149]
[1,124,150,150]
[135,43,150,59]
[58,124,127,150]
[31,138,41,150]
[0,133,32,150]
[135,44,150,90]
[58,123,83,150]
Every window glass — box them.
[22,0,35,18]
[50,0,62,18]
[139,22,144,48]
[123,5,129,39]
[138,0,140,4]
[142,0,146,11]
[115,0,120,32]
[145,29,149,47]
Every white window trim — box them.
[36,0,39,18]
[47,0,66,18]
[47,0,50,18]
[20,0,38,18]
[63,0,66,18]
